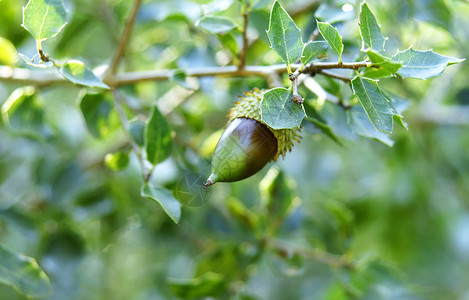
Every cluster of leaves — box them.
[0,0,467,299]
[260,1,463,138]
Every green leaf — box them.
[0,37,17,66]
[1,86,45,135]
[22,0,67,41]
[141,184,181,224]
[79,92,117,138]
[105,151,129,171]
[18,52,53,68]
[260,87,305,130]
[364,49,401,78]
[346,105,394,146]
[301,41,328,65]
[129,119,145,147]
[267,1,304,66]
[391,48,465,79]
[0,244,53,298]
[169,272,227,299]
[217,32,239,60]
[145,105,173,165]
[351,77,397,133]
[359,2,386,51]
[317,21,343,62]
[196,16,237,34]
[259,167,295,222]
[60,60,109,89]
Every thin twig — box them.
[0,62,373,87]
[107,0,142,76]
[239,9,249,70]
[112,89,150,182]
[268,239,354,269]
[309,28,320,42]
[318,70,351,82]
[301,61,372,74]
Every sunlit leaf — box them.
[0,245,53,298]
[317,21,343,61]
[105,151,129,171]
[359,2,386,51]
[60,60,109,89]
[0,37,18,66]
[267,1,304,66]
[141,184,181,224]
[22,0,67,41]
[391,48,465,79]
[260,87,305,129]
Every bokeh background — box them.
[1,0,468,299]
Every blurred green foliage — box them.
[1,0,468,299]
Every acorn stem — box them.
[203,174,218,186]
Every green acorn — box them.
[204,89,301,186]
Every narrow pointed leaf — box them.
[391,48,465,79]
[359,2,386,51]
[346,105,394,146]
[141,184,181,224]
[145,105,173,165]
[317,21,343,61]
[267,1,304,66]
[196,16,237,34]
[60,60,109,89]
[0,245,53,298]
[260,87,305,129]
[22,0,67,41]
[301,41,328,65]
[351,77,396,133]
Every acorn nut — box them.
[204,89,301,186]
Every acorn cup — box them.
[204,89,301,186]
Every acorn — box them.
[204,89,301,186]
